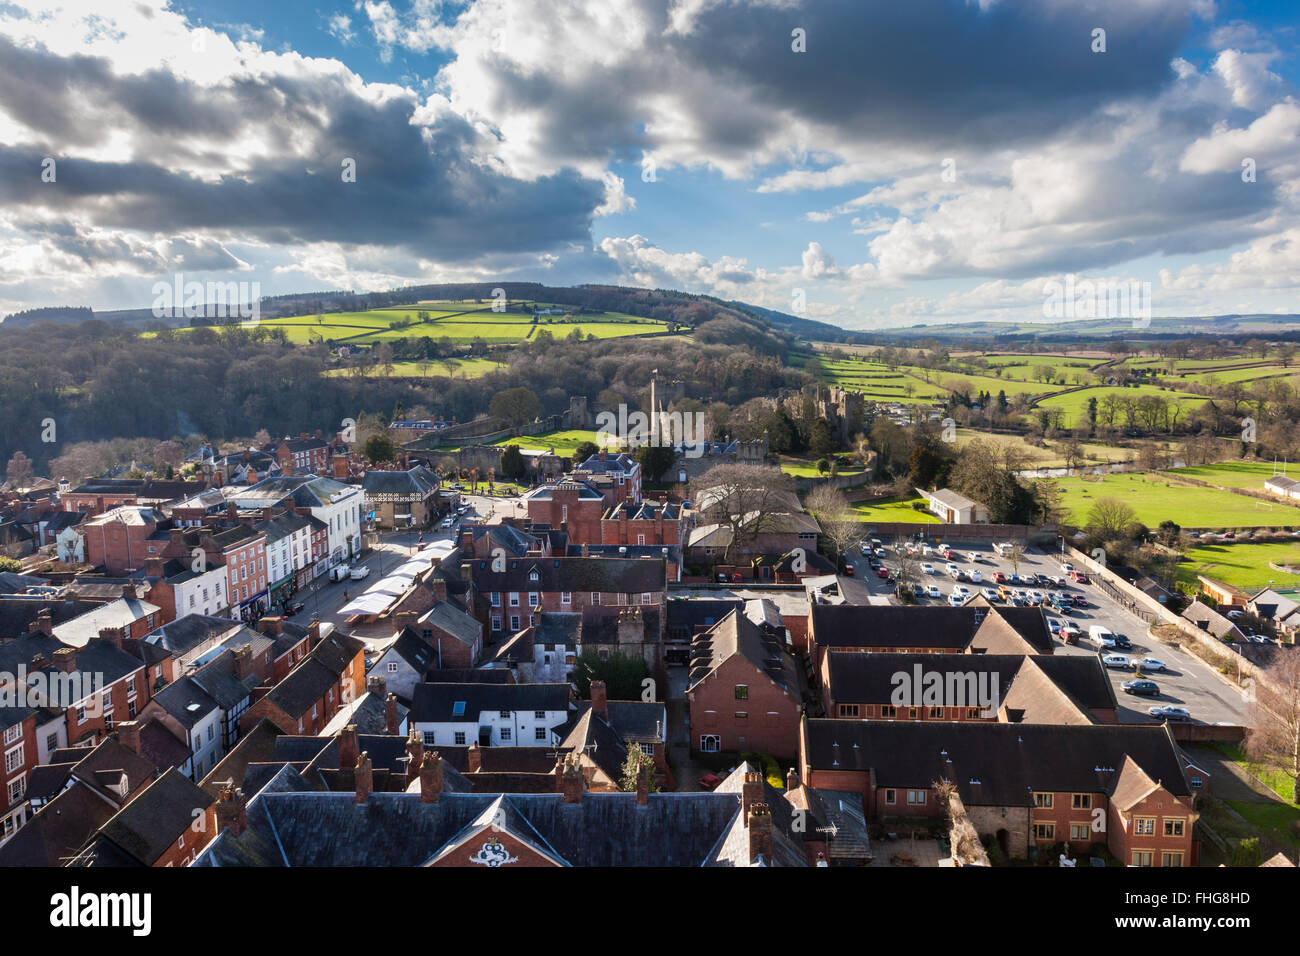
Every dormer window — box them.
[529,570,539,581]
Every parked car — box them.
[911,582,926,596]
[285,601,306,616]
[1061,625,1082,644]
[948,592,966,606]
[1049,575,1067,587]
[349,565,371,581]
[697,773,722,790]
[921,563,936,575]
[1149,705,1191,721]
[926,584,942,599]
[1137,657,1166,672]
[981,587,998,601]
[992,571,1008,584]
[1112,633,1132,650]
[439,517,453,529]
[966,552,980,563]
[945,562,960,576]
[1070,571,1090,584]
[329,565,350,583]
[1102,654,1131,669]
[1122,679,1160,697]
[1090,626,1116,648]
[844,564,856,577]
[1071,594,1088,607]
[968,570,983,583]
[1028,590,1045,604]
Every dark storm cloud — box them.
[0,32,604,262]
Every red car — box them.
[697,773,721,790]
[876,566,890,579]
[843,564,855,577]
[992,571,1008,584]
[1069,570,1089,584]
[731,572,744,583]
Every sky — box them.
[0,0,1297,330]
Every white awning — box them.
[339,593,391,616]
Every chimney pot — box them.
[215,786,247,837]
[747,802,773,863]
[467,742,482,773]
[741,771,763,817]
[385,693,400,736]
[405,730,424,786]
[354,752,373,804]
[52,647,77,674]
[338,724,359,770]
[419,752,443,804]
[561,754,584,804]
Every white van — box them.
[329,565,349,583]
[993,542,1015,557]
[1088,625,1115,648]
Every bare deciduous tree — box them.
[1247,653,1300,803]
[690,464,797,564]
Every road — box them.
[845,532,1250,727]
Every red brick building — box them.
[800,719,1200,865]
[600,499,683,547]
[240,630,366,735]
[80,506,168,574]
[522,480,606,544]
[686,609,805,759]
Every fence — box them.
[852,521,1056,545]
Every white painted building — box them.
[409,683,570,748]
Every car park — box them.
[1137,658,1166,672]
[1149,705,1191,721]
[1102,654,1131,669]
[1122,679,1160,696]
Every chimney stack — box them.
[144,557,164,577]
[232,644,254,681]
[467,742,482,773]
[52,647,77,674]
[257,616,283,637]
[419,752,443,804]
[117,720,142,755]
[405,730,424,786]
[31,609,53,634]
[590,680,608,721]
[354,752,373,805]
[338,724,359,770]
[385,694,400,736]
[786,767,800,793]
[747,803,773,863]
[97,626,124,648]
[561,754,584,804]
[741,771,763,817]
[121,582,137,601]
[636,763,649,807]
[367,675,387,700]
[215,787,247,837]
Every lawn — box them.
[1167,461,1288,490]
[1048,472,1300,528]
[437,429,609,457]
[778,457,866,478]
[1174,542,1300,592]
[951,431,1144,469]
[849,496,940,523]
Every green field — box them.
[1036,385,1206,428]
[1049,472,1300,528]
[850,496,940,523]
[778,457,866,478]
[1167,461,1288,490]
[321,357,501,379]
[434,429,608,457]
[150,304,672,346]
[1175,542,1300,592]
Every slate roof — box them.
[51,596,161,648]
[801,720,1193,807]
[362,466,440,498]
[260,631,365,719]
[418,601,482,648]
[95,768,214,865]
[523,480,605,502]
[471,556,666,594]
[574,453,638,475]
[687,610,803,699]
[387,629,437,676]
[422,669,515,684]
[151,676,220,730]
[143,615,247,657]
[811,604,982,651]
[464,523,546,557]
[195,782,763,867]
[410,683,570,723]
